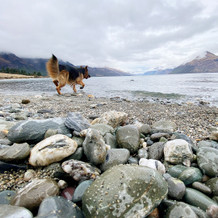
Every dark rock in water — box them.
[197,147,218,177]
[11,178,59,210]
[0,204,33,218]
[37,109,53,114]
[64,112,90,132]
[72,180,93,203]
[21,99,30,104]
[82,129,107,165]
[37,196,84,218]
[7,118,71,144]
[0,190,16,204]
[82,165,168,218]
[62,159,101,182]
[116,125,140,154]
[100,148,130,171]
[0,161,27,173]
[165,202,197,218]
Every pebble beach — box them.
[0,92,218,217]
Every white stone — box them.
[164,139,193,166]
[29,134,78,166]
[139,158,166,174]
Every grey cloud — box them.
[0,0,218,73]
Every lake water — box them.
[0,73,218,106]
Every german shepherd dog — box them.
[46,55,91,95]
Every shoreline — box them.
[0,92,217,141]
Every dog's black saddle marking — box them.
[59,64,85,81]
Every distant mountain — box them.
[170,51,218,74]
[0,52,131,77]
[143,69,173,75]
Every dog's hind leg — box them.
[72,84,77,93]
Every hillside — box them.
[0,52,131,77]
[171,51,218,74]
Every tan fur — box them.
[46,55,90,95]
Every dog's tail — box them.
[46,54,59,79]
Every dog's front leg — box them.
[78,81,85,89]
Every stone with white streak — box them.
[29,134,78,166]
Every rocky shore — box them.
[0,93,218,217]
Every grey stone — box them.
[148,142,164,160]
[104,133,117,148]
[0,138,12,146]
[72,180,93,203]
[192,182,212,195]
[152,120,176,133]
[0,143,30,162]
[82,129,107,165]
[165,176,186,200]
[178,167,203,185]
[36,196,84,218]
[64,112,90,132]
[7,118,71,143]
[0,119,16,132]
[100,148,130,171]
[65,147,83,161]
[167,165,187,178]
[198,140,218,149]
[127,156,138,164]
[116,125,140,154]
[0,190,16,204]
[11,179,59,210]
[82,165,168,218]
[138,148,148,159]
[206,178,218,196]
[139,124,151,135]
[150,132,170,141]
[197,147,218,177]
[90,124,114,136]
[184,188,218,212]
[0,204,33,218]
[165,202,197,218]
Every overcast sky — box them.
[0,0,218,73]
